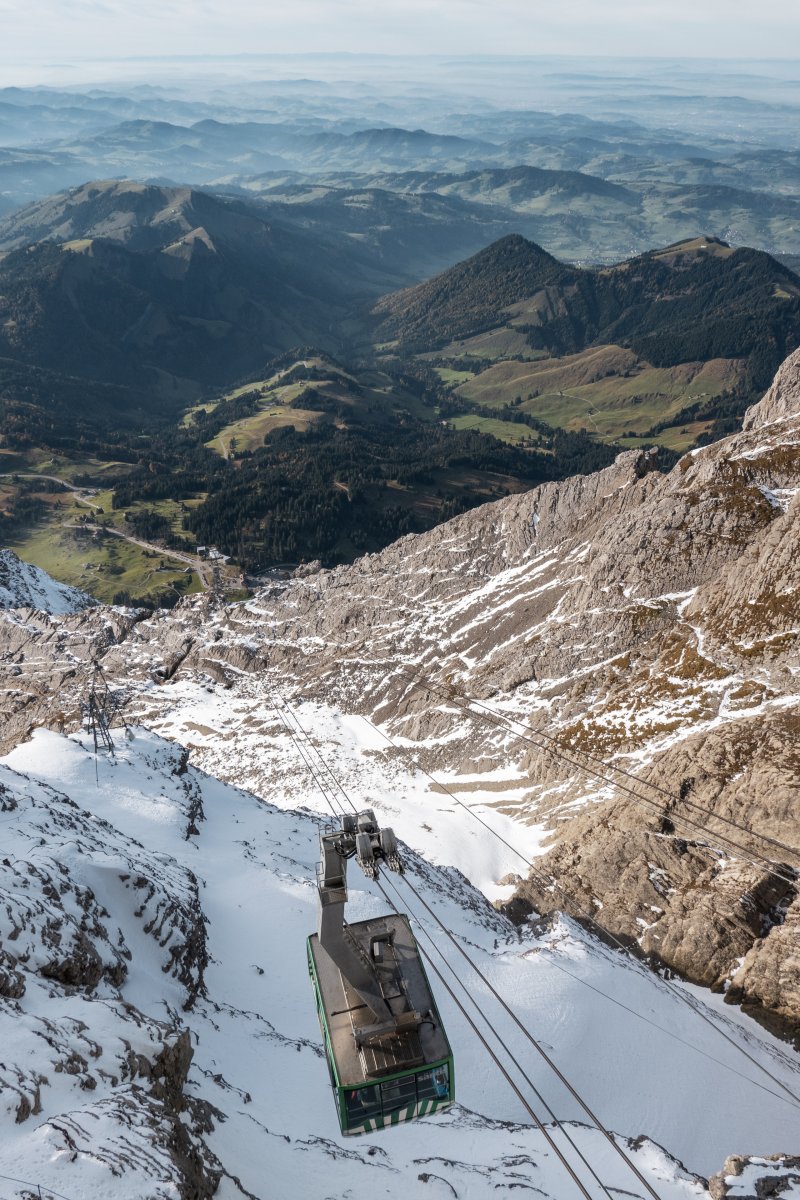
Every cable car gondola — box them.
[307,809,454,1135]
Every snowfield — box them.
[1,727,798,1200]
[0,549,94,614]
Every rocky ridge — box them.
[708,1155,800,1199]
[0,350,798,1045]
[0,548,94,613]
[0,736,218,1198]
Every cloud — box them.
[0,0,797,64]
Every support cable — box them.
[395,670,799,890]
[361,709,800,1109]
[263,686,343,821]
[270,684,665,1200]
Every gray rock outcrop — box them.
[709,1154,800,1199]
[743,346,800,430]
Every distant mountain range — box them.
[298,164,800,264]
[7,106,800,196]
[3,88,800,266]
[0,181,401,409]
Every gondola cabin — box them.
[308,912,453,1134]
[307,811,454,1136]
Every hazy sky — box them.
[0,0,798,73]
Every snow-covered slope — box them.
[0,548,94,613]
[4,349,795,1034]
[0,728,798,1200]
[0,353,798,1194]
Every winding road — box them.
[2,472,211,590]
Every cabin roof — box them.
[309,912,451,1088]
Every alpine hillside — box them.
[374,233,800,449]
[1,727,795,1200]
[1,348,798,1035]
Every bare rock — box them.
[0,956,25,999]
[709,1154,800,1199]
[727,902,800,1039]
[743,346,800,430]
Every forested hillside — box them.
[2,186,798,597]
[374,234,800,448]
[375,234,800,393]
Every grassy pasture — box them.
[206,406,319,455]
[449,414,541,445]
[435,368,476,386]
[182,401,219,427]
[0,451,135,484]
[455,346,743,441]
[431,326,540,360]
[456,345,639,404]
[2,469,204,602]
[7,517,201,605]
[648,237,735,261]
[615,421,716,452]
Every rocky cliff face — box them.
[743,345,800,430]
[1,351,798,1045]
[708,1155,800,1199]
[0,737,217,1198]
[0,548,94,613]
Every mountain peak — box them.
[464,232,560,267]
[373,233,572,349]
[484,231,546,252]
